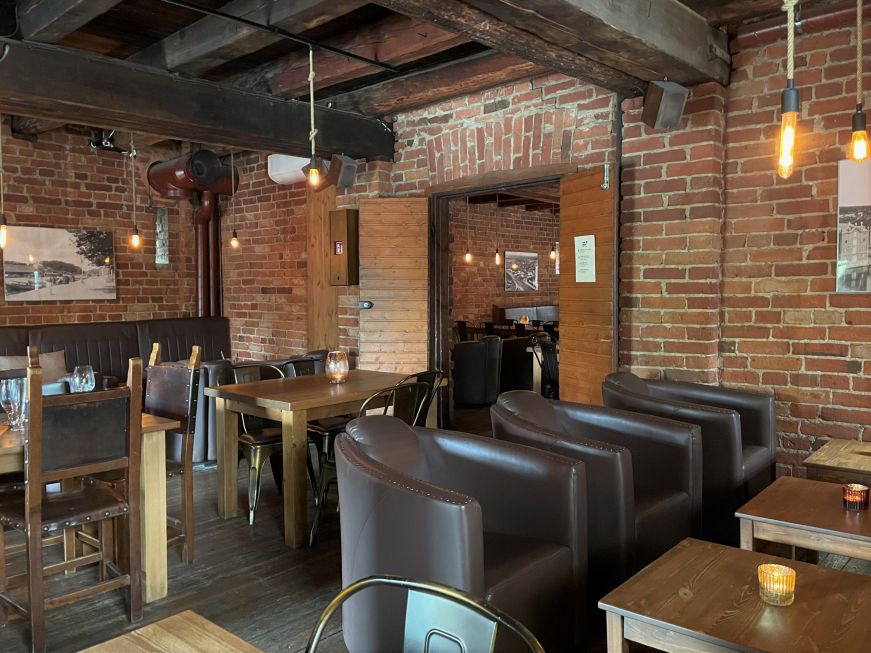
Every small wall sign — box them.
[574,235,596,283]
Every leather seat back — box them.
[137,317,230,364]
[499,337,534,392]
[0,327,28,356]
[452,336,502,406]
[28,321,139,380]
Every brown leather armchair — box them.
[491,390,702,612]
[602,371,776,546]
[336,415,587,652]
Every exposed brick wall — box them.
[0,125,196,326]
[449,200,559,324]
[220,152,308,360]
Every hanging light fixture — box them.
[0,113,7,250]
[549,205,557,260]
[850,0,869,162]
[307,46,321,187]
[494,193,501,265]
[228,150,240,248]
[777,0,800,179]
[128,135,142,250]
[464,197,472,263]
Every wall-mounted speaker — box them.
[642,81,689,131]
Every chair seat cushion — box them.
[742,445,771,478]
[483,532,574,648]
[0,486,128,533]
[634,489,692,566]
[308,416,350,436]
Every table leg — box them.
[282,408,309,548]
[141,428,168,603]
[739,518,754,551]
[215,397,239,519]
[605,612,627,653]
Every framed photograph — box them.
[3,226,116,301]
[837,160,871,293]
[505,251,539,292]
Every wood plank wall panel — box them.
[358,198,429,374]
[306,186,339,350]
[559,168,616,404]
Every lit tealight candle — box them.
[842,484,870,511]
[325,350,349,384]
[757,563,796,606]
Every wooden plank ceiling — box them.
[0,0,841,154]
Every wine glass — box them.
[0,378,24,431]
[71,365,96,393]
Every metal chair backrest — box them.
[540,341,559,393]
[399,370,443,427]
[483,322,496,336]
[542,323,558,342]
[304,350,328,374]
[358,381,431,426]
[284,358,317,378]
[306,575,544,653]
[233,364,284,432]
[455,321,469,341]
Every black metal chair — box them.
[542,322,559,343]
[483,322,496,336]
[514,323,527,337]
[306,576,544,653]
[540,340,559,400]
[455,320,469,341]
[398,369,443,427]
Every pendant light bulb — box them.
[851,108,870,162]
[777,86,799,179]
[130,226,142,250]
[308,159,321,187]
[464,249,472,264]
[0,217,7,250]
[495,248,501,265]
[549,243,556,260]
[230,229,240,249]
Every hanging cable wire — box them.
[464,196,472,264]
[129,134,141,249]
[494,193,501,266]
[229,150,239,248]
[307,46,320,187]
[851,0,870,162]
[0,113,7,249]
[777,0,800,179]
[549,205,557,260]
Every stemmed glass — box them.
[0,378,26,431]
[71,365,96,393]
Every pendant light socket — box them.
[0,215,7,250]
[780,82,800,115]
[230,229,240,249]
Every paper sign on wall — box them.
[574,235,596,283]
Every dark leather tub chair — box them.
[491,390,702,613]
[452,335,502,407]
[336,415,588,652]
[602,371,776,546]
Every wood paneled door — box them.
[558,167,617,404]
[358,198,429,374]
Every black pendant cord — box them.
[157,0,400,74]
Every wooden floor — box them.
[1,441,869,653]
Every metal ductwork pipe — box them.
[148,151,238,317]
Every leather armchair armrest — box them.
[554,401,703,534]
[649,379,775,453]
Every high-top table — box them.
[205,369,406,548]
[0,413,180,603]
[804,438,871,486]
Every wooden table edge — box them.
[735,512,871,544]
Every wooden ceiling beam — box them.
[234,13,468,98]
[0,38,394,159]
[371,0,643,95]
[463,0,730,86]
[682,0,840,28]
[18,0,123,43]
[128,0,367,75]
[326,50,547,116]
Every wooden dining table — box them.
[0,412,181,604]
[205,369,406,548]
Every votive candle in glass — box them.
[842,484,870,511]
[325,350,350,384]
[757,563,796,606]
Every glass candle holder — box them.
[842,484,870,511]
[757,563,796,606]
[325,350,350,384]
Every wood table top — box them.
[204,369,407,412]
[736,476,871,542]
[80,610,263,652]
[599,538,871,653]
[804,439,871,474]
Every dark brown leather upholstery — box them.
[491,390,702,612]
[136,317,230,364]
[0,327,28,356]
[28,321,140,381]
[602,371,776,545]
[499,337,534,393]
[337,415,587,651]
[452,336,502,406]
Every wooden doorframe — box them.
[428,164,619,425]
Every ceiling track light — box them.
[850,0,869,162]
[777,0,800,179]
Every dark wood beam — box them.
[235,13,468,97]
[0,38,394,158]
[128,0,367,75]
[326,50,547,116]
[464,0,729,85]
[18,0,122,43]
[372,0,642,95]
[681,0,839,27]
[9,115,64,138]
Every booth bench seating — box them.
[0,317,231,463]
[493,304,559,324]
